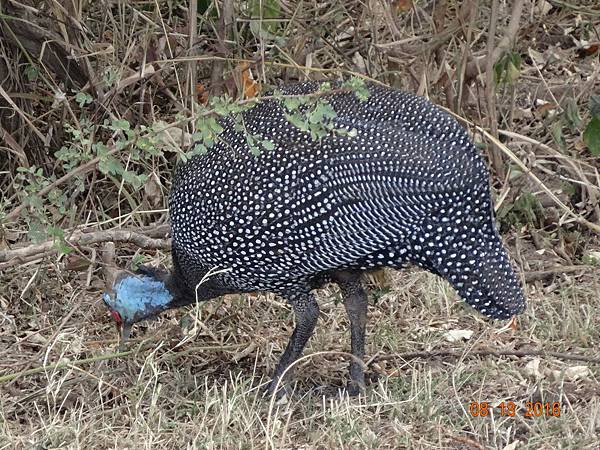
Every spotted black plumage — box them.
[103,81,526,395]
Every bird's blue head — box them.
[102,268,173,346]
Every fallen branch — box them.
[524,265,591,282]
[372,348,600,365]
[2,344,597,385]
[0,226,171,268]
[0,4,87,88]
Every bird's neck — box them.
[164,270,225,309]
[166,246,235,309]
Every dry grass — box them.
[1,0,600,449]
[1,268,599,449]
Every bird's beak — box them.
[118,322,132,351]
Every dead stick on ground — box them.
[372,349,600,365]
[2,346,597,385]
[0,228,171,267]
[524,265,590,282]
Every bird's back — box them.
[170,81,525,319]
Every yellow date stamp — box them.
[469,401,562,417]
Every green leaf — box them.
[494,52,521,85]
[54,240,73,255]
[137,136,157,154]
[122,171,145,189]
[103,67,120,87]
[249,0,281,35]
[99,156,124,175]
[24,64,39,82]
[550,120,565,150]
[206,117,224,134]
[204,136,215,148]
[76,91,93,107]
[192,143,208,155]
[234,121,245,132]
[111,119,130,131]
[261,139,275,150]
[131,254,146,271]
[319,81,332,92]
[343,77,370,101]
[47,226,65,239]
[209,95,240,116]
[27,221,47,243]
[583,117,600,155]
[336,127,358,138]
[309,102,336,124]
[309,124,328,140]
[282,97,303,111]
[249,143,261,156]
[564,98,582,131]
[93,142,110,157]
[505,60,520,84]
[285,113,309,132]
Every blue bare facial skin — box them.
[102,274,173,348]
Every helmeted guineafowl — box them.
[102,81,526,395]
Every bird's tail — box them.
[420,202,526,320]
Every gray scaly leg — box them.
[267,291,319,396]
[335,272,368,395]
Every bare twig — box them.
[479,129,600,234]
[524,265,591,282]
[0,349,136,384]
[0,227,171,268]
[0,122,29,167]
[186,0,198,112]
[210,0,235,95]
[455,0,478,112]
[373,348,600,365]
[484,0,504,179]
[464,0,525,83]
[0,82,46,143]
